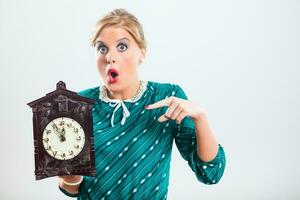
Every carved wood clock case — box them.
[27,81,96,180]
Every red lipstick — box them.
[107,68,119,83]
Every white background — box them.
[0,0,299,199]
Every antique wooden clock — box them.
[27,81,96,180]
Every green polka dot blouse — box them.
[59,81,226,199]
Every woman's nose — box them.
[106,53,116,64]
[107,59,116,64]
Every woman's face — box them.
[94,26,145,92]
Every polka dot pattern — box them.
[64,81,226,200]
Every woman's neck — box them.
[106,80,141,100]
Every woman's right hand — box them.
[58,175,83,194]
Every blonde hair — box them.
[90,8,147,50]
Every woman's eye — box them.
[96,45,108,54]
[117,43,128,52]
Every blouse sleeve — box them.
[172,85,226,185]
[58,186,78,198]
[58,176,90,198]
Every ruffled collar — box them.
[99,80,148,103]
[98,80,148,127]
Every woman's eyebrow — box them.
[95,37,129,45]
[117,37,130,43]
[95,40,106,46]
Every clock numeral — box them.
[42,117,85,161]
[43,138,49,143]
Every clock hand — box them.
[59,127,66,142]
[52,124,62,138]
[60,135,66,142]
[52,123,66,142]
[61,127,66,135]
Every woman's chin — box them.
[105,81,123,91]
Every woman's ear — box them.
[139,48,146,64]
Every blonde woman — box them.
[59,8,226,199]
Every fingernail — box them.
[144,105,149,109]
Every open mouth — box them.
[111,71,118,78]
[108,68,119,83]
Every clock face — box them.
[42,117,85,160]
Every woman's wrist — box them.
[59,175,83,187]
[62,176,83,186]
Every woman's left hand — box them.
[145,97,206,124]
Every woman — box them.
[58,8,226,199]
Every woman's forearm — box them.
[194,113,219,162]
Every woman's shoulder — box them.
[146,80,187,99]
[77,86,100,100]
[147,80,179,90]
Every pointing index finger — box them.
[145,98,171,110]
